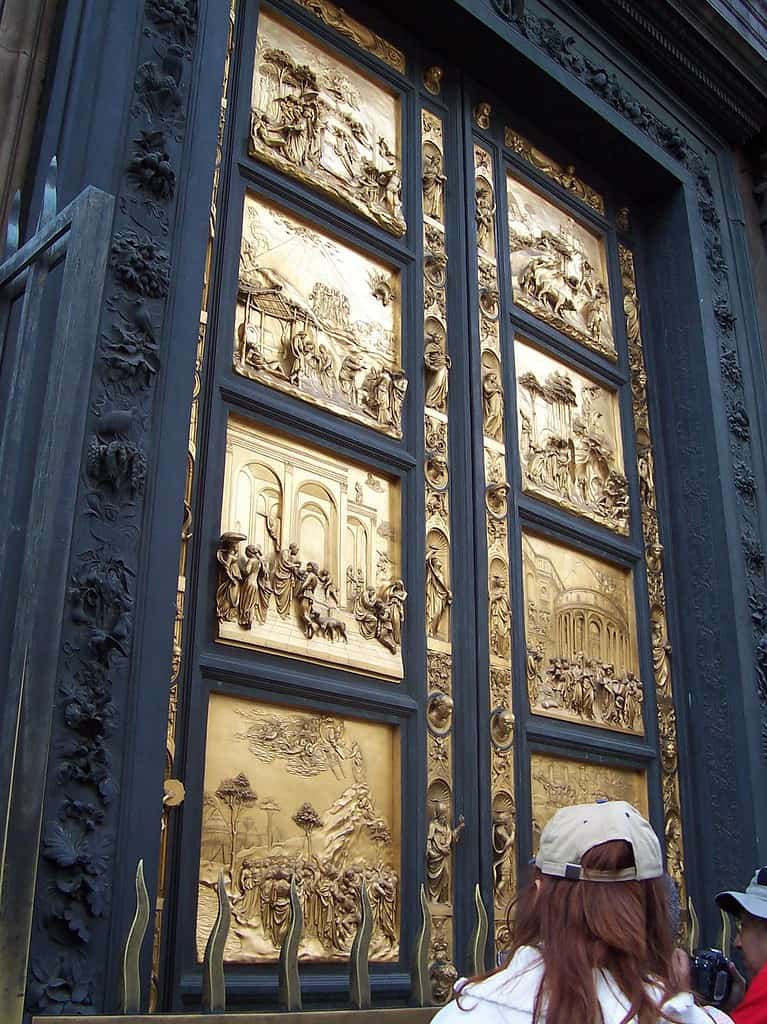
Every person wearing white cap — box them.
[712,868,767,1023]
[432,800,731,1024]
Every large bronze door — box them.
[158,0,685,1010]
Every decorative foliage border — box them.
[27,0,200,1014]
[489,0,767,751]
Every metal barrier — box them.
[35,860,493,1020]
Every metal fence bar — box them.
[0,180,115,1024]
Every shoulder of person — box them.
[430,947,544,1023]
[660,991,734,1024]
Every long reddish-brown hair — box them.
[461,840,679,1024]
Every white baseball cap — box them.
[535,800,664,882]
[716,868,767,921]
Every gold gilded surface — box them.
[473,143,517,955]
[290,0,406,73]
[421,108,460,1002]
[531,753,648,849]
[620,244,686,903]
[522,533,645,735]
[196,694,400,962]
[235,194,405,437]
[507,174,615,360]
[515,339,628,534]
[504,128,605,215]
[250,13,405,235]
[217,417,403,679]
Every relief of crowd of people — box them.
[250,36,403,229]
[528,647,644,732]
[216,531,406,653]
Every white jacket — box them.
[431,947,733,1024]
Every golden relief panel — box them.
[504,129,605,216]
[515,339,628,534]
[522,533,645,735]
[234,194,405,437]
[250,12,405,236]
[531,753,648,852]
[197,693,401,962]
[289,0,406,73]
[216,417,404,679]
[507,174,615,360]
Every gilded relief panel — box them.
[531,753,648,851]
[217,417,404,679]
[515,339,628,534]
[197,693,400,962]
[235,194,405,437]
[522,533,645,735]
[250,12,405,236]
[507,174,615,360]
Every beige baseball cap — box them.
[535,800,664,882]
[716,868,767,920]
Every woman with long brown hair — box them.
[432,801,731,1024]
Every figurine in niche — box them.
[426,547,453,638]
[423,149,446,221]
[216,532,247,622]
[492,808,516,898]
[489,574,512,658]
[354,482,364,504]
[424,333,450,411]
[482,370,505,439]
[238,544,273,628]
[272,542,302,617]
[475,179,495,251]
[426,802,465,902]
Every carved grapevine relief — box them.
[234,194,406,437]
[250,12,405,236]
[28,0,199,1013]
[197,695,400,962]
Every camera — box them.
[690,948,732,1005]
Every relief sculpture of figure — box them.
[489,574,512,658]
[272,542,301,617]
[354,585,380,643]
[482,370,504,440]
[216,532,246,622]
[424,335,451,411]
[492,809,516,900]
[426,802,465,903]
[423,150,446,220]
[296,560,321,638]
[382,578,407,648]
[238,544,273,629]
[426,548,453,638]
[475,180,495,251]
[338,353,366,405]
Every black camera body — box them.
[690,948,732,1005]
